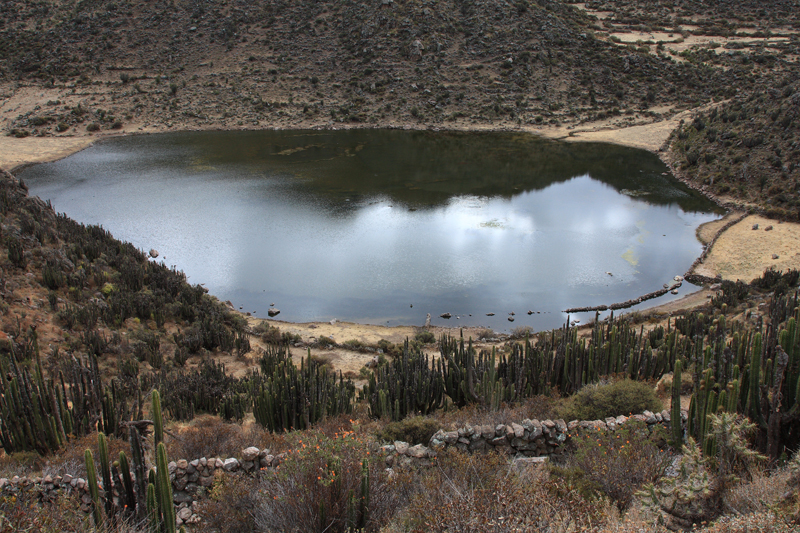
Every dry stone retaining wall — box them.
[0,410,686,526]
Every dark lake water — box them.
[21,130,723,331]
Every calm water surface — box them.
[21,130,723,330]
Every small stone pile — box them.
[378,440,437,468]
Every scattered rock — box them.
[772,253,780,260]
[752,223,759,230]
[765,225,773,231]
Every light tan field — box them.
[694,215,800,282]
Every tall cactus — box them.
[119,451,136,517]
[152,389,164,446]
[671,360,683,446]
[85,449,103,529]
[130,425,149,520]
[155,442,176,533]
[97,432,114,519]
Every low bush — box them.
[196,471,261,533]
[257,323,301,345]
[316,335,336,347]
[396,449,607,532]
[254,429,401,532]
[166,415,263,460]
[557,420,671,511]
[375,416,440,445]
[414,330,436,344]
[557,379,663,421]
[377,339,401,357]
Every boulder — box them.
[242,446,261,462]
[268,308,280,317]
[407,444,429,458]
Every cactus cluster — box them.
[82,390,183,532]
[685,295,800,459]
[0,349,133,454]
[362,339,445,420]
[363,314,689,421]
[253,345,355,431]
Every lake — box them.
[20,129,723,331]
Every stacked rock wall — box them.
[0,409,686,527]
[427,409,683,458]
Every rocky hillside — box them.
[1,0,739,133]
[1,0,799,216]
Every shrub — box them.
[196,472,260,533]
[254,430,400,532]
[711,280,749,309]
[6,235,25,267]
[510,325,534,339]
[376,416,440,445]
[398,449,607,532]
[475,328,495,340]
[167,415,261,460]
[558,420,671,510]
[86,123,100,132]
[557,379,663,421]
[414,330,435,344]
[316,335,336,347]
[258,324,301,345]
[377,339,401,357]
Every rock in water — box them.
[440,312,452,319]
[508,317,515,322]
[425,313,431,327]
[268,308,280,317]
[149,249,159,258]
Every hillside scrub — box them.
[557,379,664,421]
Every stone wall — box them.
[425,408,684,458]
[0,409,686,527]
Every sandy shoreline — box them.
[3,115,799,340]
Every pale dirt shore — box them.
[694,214,800,282]
[0,135,96,172]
